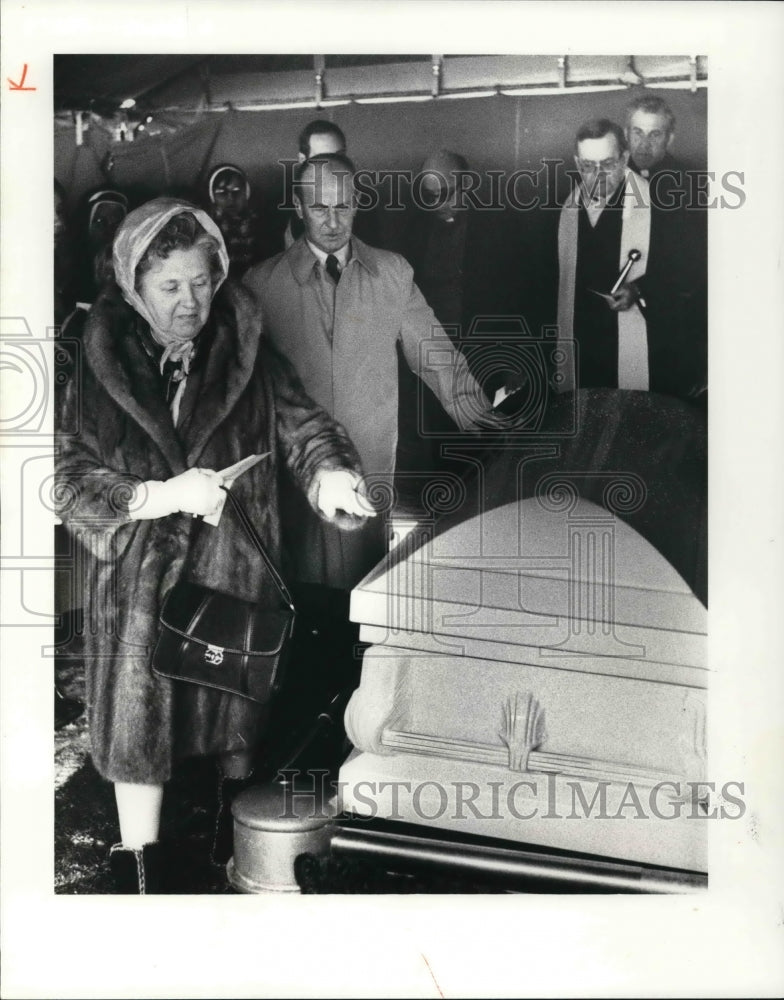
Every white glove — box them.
[314,469,374,520]
[128,468,225,520]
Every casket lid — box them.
[351,498,707,675]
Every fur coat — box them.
[56,279,363,784]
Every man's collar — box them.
[287,235,379,285]
[630,152,678,179]
[306,239,351,270]
[577,171,629,211]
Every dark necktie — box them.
[325,253,341,285]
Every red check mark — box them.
[8,64,36,91]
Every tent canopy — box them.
[54,54,707,114]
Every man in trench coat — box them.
[244,154,500,590]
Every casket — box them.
[338,493,708,881]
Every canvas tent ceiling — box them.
[54,54,706,114]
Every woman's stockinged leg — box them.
[109,782,166,893]
[114,782,164,848]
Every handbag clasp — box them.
[205,644,225,666]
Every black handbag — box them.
[152,488,296,704]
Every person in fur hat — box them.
[55,197,371,892]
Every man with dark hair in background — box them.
[298,119,347,161]
[557,118,705,400]
[284,120,347,248]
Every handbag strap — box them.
[220,487,295,613]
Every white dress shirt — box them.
[306,239,351,274]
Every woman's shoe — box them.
[109,842,164,894]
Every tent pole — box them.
[314,55,325,108]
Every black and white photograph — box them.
[1,2,783,998]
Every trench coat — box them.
[55,279,363,783]
[243,236,493,588]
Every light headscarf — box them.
[112,198,230,422]
[113,197,230,352]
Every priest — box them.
[556,119,706,401]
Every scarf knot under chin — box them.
[157,335,196,373]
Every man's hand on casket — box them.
[314,469,375,521]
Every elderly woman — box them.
[55,198,370,893]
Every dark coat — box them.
[635,202,707,399]
[403,204,523,339]
[397,205,528,482]
[56,279,363,783]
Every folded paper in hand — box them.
[203,453,270,526]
